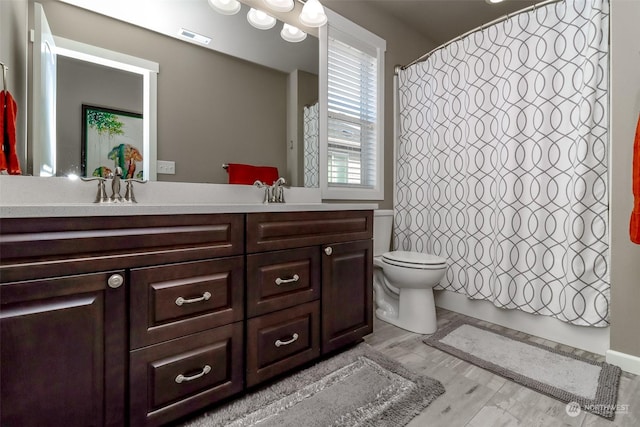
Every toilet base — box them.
[375,288,437,334]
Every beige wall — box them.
[35,0,288,184]
[0,0,28,170]
[609,0,640,359]
[323,1,437,209]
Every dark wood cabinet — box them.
[0,209,373,426]
[245,210,373,383]
[321,240,374,354]
[0,213,243,427]
[0,271,126,427]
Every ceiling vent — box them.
[178,28,211,45]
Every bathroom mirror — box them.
[31,0,319,186]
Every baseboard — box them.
[434,290,610,356]
[606,349,640,375]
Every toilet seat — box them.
[381,251,447,270]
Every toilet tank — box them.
[373,210,394,256]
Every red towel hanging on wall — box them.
[0,90,22,175]
[226,163,279,185]
[631,113,640,244]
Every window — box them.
[320,11,386,200]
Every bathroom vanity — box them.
[0,204,374,426]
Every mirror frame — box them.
[53,36,159,180]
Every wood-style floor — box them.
[364,308,640,427]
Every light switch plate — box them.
[157,160,175,175]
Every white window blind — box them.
[327,37,377,188]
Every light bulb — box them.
[281,23,307,42]
[207,0,241,15]
[265,0,295,13]
[247,8,277,30]
[299,0,327,27]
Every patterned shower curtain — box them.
[395,0,610,327]
[303,102,319,188]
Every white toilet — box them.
[373,210,447,334]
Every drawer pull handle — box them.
[175,364,212,384]
[275,333,299,347]
[175,291,212,306]
[275,274,300,286]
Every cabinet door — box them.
[0,271,126,427]
[321,240,373,354]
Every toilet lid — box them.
[382,251,447,266]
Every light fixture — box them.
[485,0,506,4]
[281,23,307,42]
[299,0,327,27]
[207,0,241,15]
[210,0,327,41]
[264,0,295,13]
[247,8,277,30]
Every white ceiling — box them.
[364,0,547,44]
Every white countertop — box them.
[0,202,377,218]
[0,176,378,218]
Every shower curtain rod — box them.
[396,0,564,73]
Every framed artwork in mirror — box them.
[81,104,143,179]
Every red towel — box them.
[631,113,640,244]
[0,90,22,175]
[226,163,279,185]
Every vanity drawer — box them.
[246,210,373,253]
[0,213,245,283]
[246,301,320,387]
[246,247,320,317]
[129,322,243,426]
[130,257,244,349]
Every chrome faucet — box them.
[110,167,124,203]
[82,167,146,204]
[272,177,286,203]
[124,178,146,203]
[81,176,110,203]
[254,177,286,204]
[254,180,271,204]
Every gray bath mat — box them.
[179,343,445,427]
[423,319,621,419]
